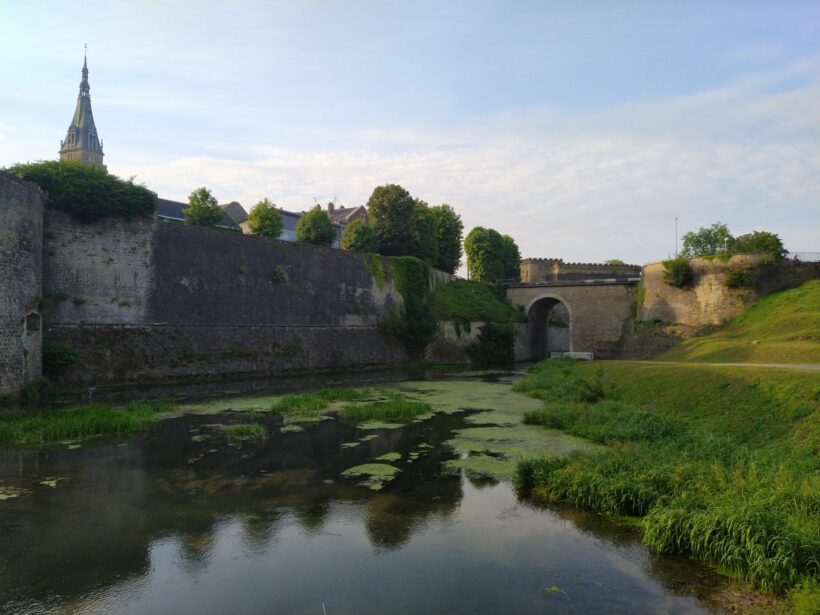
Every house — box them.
[155,198,241,231]
[325,202,368,229]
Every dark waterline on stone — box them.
[1,375,736,614]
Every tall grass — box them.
[341,395,432,423]
[224,423,267,443]
[0,402,171,448]
[515,359,820,594]
[269,387,381,417]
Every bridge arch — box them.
[526,293,574,359]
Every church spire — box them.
[59,47,105,167]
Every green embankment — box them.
[429,279,525,323]
[515,359,819,600]
[659,280,820,364]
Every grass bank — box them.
[514,359,819,599]
[659,279,820,364]
[429,279,525,323]
[0,402,172,448]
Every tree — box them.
[430,204,464,273]
[408,199,439,264]
[734,231,787,259]
[606,259,626,265]
[184,187,223,226]
[464,227,505,282]
[247,198,284,238]
[681,222,735,257]
[366,184,416,256]
[341,219,378,252]
[500,234,521,281]
[296,207,336,246]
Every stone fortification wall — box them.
[521,258,640,283]
[0,173,44,394]
[43,216,408,383]
[640,255,820,326]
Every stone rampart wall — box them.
[0,173,44,394]
[521,258,640,283]
[640,255,820,326]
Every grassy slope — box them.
[515,359,819,597]
[659,279,820,364]
[429,280,525,323]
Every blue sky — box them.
[1,0,818,264]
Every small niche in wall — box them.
[25,312,41,334]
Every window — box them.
[25,312,41,334]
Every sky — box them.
[1,0,818,265]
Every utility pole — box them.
[675,217,679,258]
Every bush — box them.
[6,160,157,223]
[725,268,750,288]
[467,322,515,367]
[42,339,80,380]
[661,257,693,288]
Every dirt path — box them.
[622,360,820,372]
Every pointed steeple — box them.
[59,47,105,167]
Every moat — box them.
[0,373,750,614]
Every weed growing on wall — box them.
[384,256,438,350]
[467,322,515,367]
[365,254,385,290]
[661,257,694,288]
[42,339,80,380]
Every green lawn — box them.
[659,279,820,364]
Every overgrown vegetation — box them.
[429,280,525,323]
[661,256,693,288]
[269,387,380,418]
[467,322,516,367]
[6,160,157,223]
[660,279,820,364]
[341,395,431,423]
[42,339,80,380]
[382,256,438,350]
[224,423,267,443]
[0,402,171,448]
[514,359,819,595]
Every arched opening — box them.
[25,311,41,334]
[527,295,573,360]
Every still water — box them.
[1,374,739,614]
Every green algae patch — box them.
[0,483,30,501]
[375,452,402,462]
[38,477,67,488]
[359,420,404,430]
[341,396,432,423]
[341,463,401,491]
[341,442,360,449]
[280,424,305,433]
[270,387,385,420]
[358,434,379,443]
[224,423,267,444]
[174,395,279,415]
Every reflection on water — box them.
[1,377,745,614]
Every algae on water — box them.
[341,463,401,490]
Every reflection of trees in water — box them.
[465,472,500,490]
[239,510,283,554]
[365,478,462,550]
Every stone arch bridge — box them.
[506,281,637,360]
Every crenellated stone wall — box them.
[0,172,45,394]
[520,258,641,283]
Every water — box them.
[0,375,743,614]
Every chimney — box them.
[327,202,335,212]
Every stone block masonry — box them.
[42,214,408,384]
[0,173,44,394]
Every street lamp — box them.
[675,217,678,258]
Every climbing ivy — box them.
[382,256,438,351]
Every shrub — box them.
[661,257,693,288]
[6,160,157,223]
[42,339,80,380]
[725,268,750,288]
[467,322,515,367]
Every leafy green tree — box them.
[366,184,416,256]
[606,259,626,265]
[341,219,378,252]
[500,234,521,281]
[247,198,284,238]
[734,231,787,259]
[296,207,336,246]
[464,227,505,282]
[184,187,223,226]
[408,199,439,264]
[681,222,735,257]
[6,160,156,223]
[430,204,464,273]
